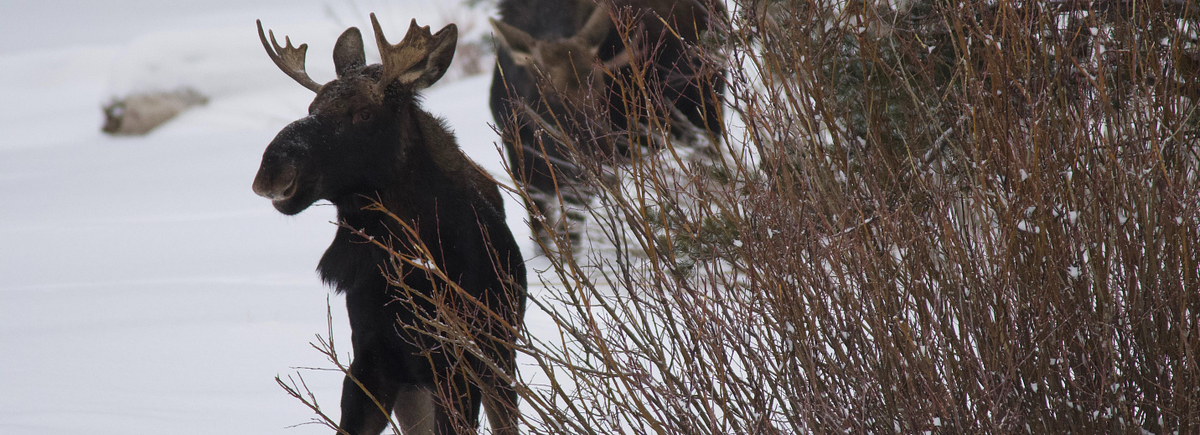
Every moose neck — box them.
[319,105,468,293]
[334,107,457,229]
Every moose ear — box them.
[490,19,537,66]
[574,4,612,49]
[406,23,457,89]
[333,27,366,78]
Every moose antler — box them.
[257,20,323,93]
[370,13,457,91]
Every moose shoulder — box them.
[252,15,525,435]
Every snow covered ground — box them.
[0,1,546,433]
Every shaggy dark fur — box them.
[253,18,525,435]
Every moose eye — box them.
[355,111,372,123]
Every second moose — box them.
[489,0,727,248]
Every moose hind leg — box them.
[479,338,520,435]
[482,378,519,435]
[431,372,483,435]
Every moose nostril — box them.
[252,164,299,200]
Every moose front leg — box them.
[392,385,436,434]
[338,349,402,435]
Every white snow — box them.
[0,1,541,434]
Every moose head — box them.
[489,5,624,110]
[251,15,457,215]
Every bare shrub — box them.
[101,87,207,135]
[482,0,1199,433]
[285,0,1200,433]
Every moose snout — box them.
[252,117,325,215]
[252,161,299,202]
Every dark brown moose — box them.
[252,15,525,435]
[489,0,726,247]
[488,0,619,248]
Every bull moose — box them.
[489,0,726,248]
[252,15,526,435]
